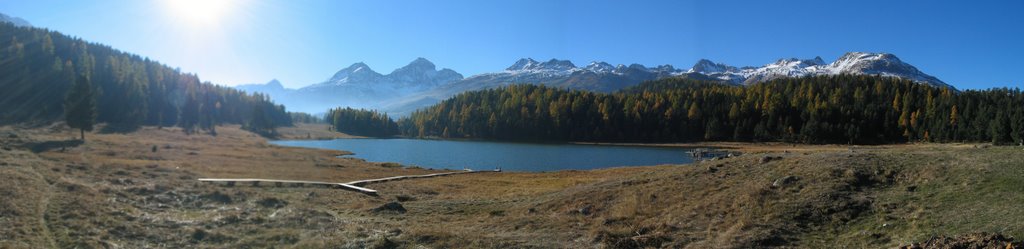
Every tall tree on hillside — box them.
[247,104,274,135]
[199,92,221,136]
[64,75,96,140]
[179,89,200,134]
[0,24,292,128]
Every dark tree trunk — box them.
[80,129,85,141]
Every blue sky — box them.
[1,0,1021,89]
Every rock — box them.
[256,197,287,208]
[759,156,781,164]
[395,195,414,202]
[108,178,134,185]
[371,202,407,214]
[191,229,208,241]
[386,228,402,236]
[574,205,594,215]
[772,176,799,188]
[201,191,233,204]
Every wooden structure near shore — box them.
[198,168,499,195]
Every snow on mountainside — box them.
[379,58,689,116]
[381,52,950,116]
[0,13,31,27]
[241,52,950,116]
[691,52,950,88]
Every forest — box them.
[5,20,1022,144]
[0,22,293,134]
[399,76,1024,144]
[325,107,399,137]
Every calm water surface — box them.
[271,138,694,172]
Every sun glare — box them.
[160,0,237,26]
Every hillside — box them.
[1,124,1022,248]
[399,76,1023,144]
[0,22,292,130]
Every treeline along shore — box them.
[395,76,1023,145]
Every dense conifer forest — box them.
[399,76,1024,144]
[0,22,293,133]
[325,107,399,137]
[4,22,1022,144]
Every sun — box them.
[160,0,238,26]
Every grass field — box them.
[1,123,1022,248]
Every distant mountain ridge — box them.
[235,58,463,114]
[237,52,951,115]
[689,52,949,87]
[0,13,31,27]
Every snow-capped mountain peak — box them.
[506,58,540,71]
[768,57,826,68]
[391,58,438,76]
[677,52,948,88]
[689,59,737,74]
[538,59,576,71]
[328,62,383,84]
[585,61,616,73]
[653,65,677,72]
[825,52,947,87]
[388,58,464,89]
[506,58,578,71]
[401,57,436,71]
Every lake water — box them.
[271,138,695,172]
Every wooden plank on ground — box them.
[197,169,497,195]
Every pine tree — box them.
[65,75,96,140]
[179,90,200,134]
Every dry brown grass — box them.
[275,123,364,140]
[573,141,895,153]
[37,124,439,182]
[1,123,1022,248]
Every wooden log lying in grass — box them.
[197,169,495,195]
[198,178,378,194]
[345,169,480,186]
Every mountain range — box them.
[0,13,31,27]
[237,52,951,116]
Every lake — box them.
[270,138,695,172]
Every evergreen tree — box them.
[324,107,398,137]
[399,76,1022,144]
[179,89,200,134]
[0,22,293,130]
[64,75,96,140]
[246,104,275,136]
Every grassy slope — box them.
[1,124,1022,248]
